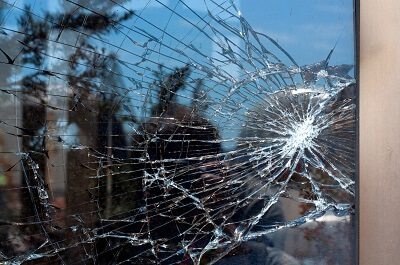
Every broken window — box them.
[0,0,356,264]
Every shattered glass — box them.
[0,0,356,264]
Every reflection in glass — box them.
[0,1,356,264]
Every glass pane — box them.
[0,1,356,264]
